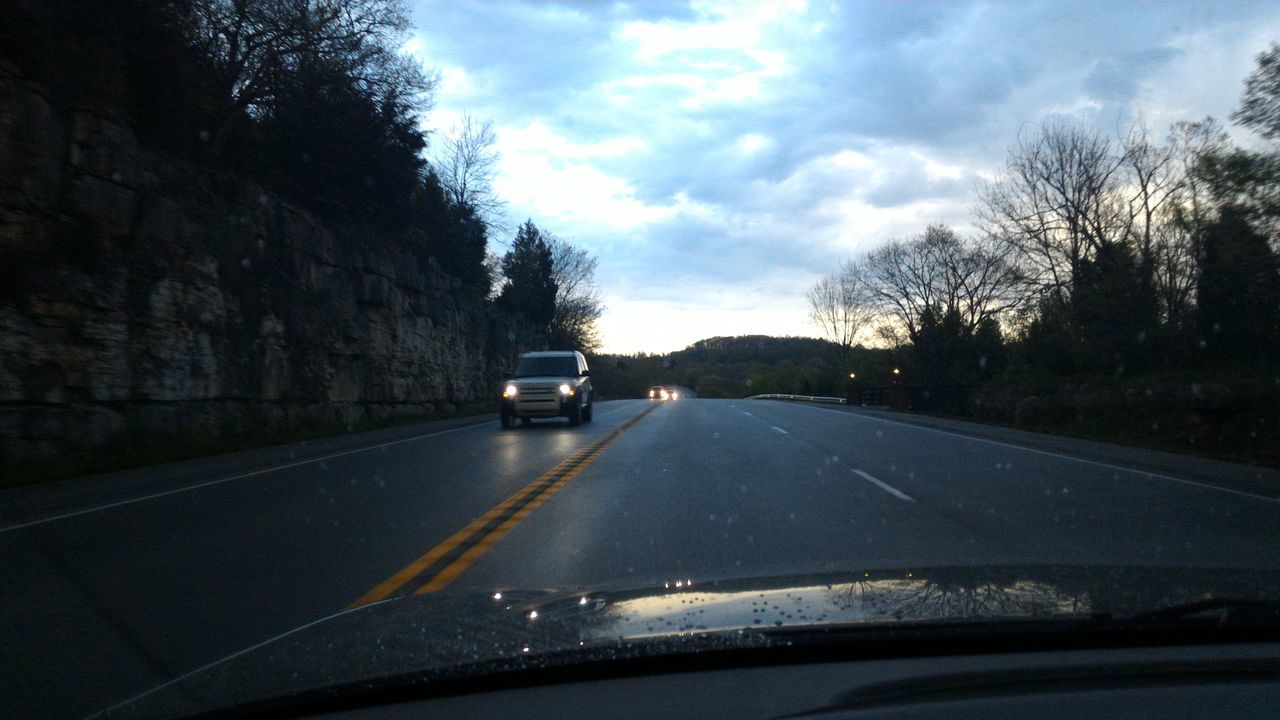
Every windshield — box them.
[514,356,579,378]
[3,1,1280,719]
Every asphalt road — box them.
[3,398,1279,718]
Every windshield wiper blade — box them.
[1105,598,1280,627]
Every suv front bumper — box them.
[501,395,578,418]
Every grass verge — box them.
[903,369,1280,468]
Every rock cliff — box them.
[0,63,535,465]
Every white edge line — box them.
[1,421,492,534]
[771,426,789,435]
[852,468,916,502]
[801,405,1280,505]
[5,400,650,534]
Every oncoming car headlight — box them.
[503,384,518,398]
[559,383,574,396]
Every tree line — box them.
[591,336,894,400]
[1,0,604,350]
[810,45,1280,388]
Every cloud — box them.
[406,0,1280,353]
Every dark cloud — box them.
[860,168,976,210]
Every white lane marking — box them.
[1,420,494,534]
[799,405,1280,505]
[852,469,916,502]
[771,426,789,435]
[741,411,754,417]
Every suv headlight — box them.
[503,384,518,398]
[558,383,573,396]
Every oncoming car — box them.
[499,351,594,428]
[648,385,679,400]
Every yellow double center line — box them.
[348,404,657,609]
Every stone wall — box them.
[0,63,535,464]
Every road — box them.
[3,398,1279,718]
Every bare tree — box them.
[861,225,1024,343]
[175,0,432,155]
[1147,209,1198,329]
[1167,118,1230,229]
[432,113,506,232]
[976,122,1129,295]
[1136,119,1237,328]
[547,235,604,352]
[1120,121,1180,269]
[806,260,871,361]
[482,250,504,301]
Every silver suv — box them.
[499,351,594,428]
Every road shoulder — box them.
[759,400,1280,501]
[0,412,497,530]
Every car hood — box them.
[508,375,577,384]
[102,564,1279,718]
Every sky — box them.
[406,0,1280,354]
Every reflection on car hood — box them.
[104,564,1279,718]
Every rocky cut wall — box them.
[0,62,534,465]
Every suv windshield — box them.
[515,356,578,378]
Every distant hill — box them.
[589,335,895,399]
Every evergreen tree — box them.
[499,220,557,329]
[1197,205,1280,362]
[1072,241,1159,373]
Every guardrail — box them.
[746,394,847,405]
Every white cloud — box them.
[438,65,473,97]
[617,1,805,61]
[406,0,1280,353]
[493,122,669,232]
[735,132,771,156]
